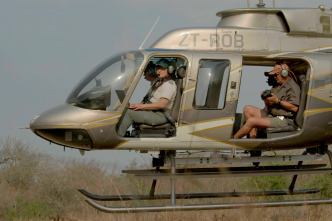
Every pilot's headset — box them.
[276,61,298,83]
[156,59,174,74]
[277,62,289,77]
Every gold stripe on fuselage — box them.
[304,108,332,116]
[178,116,235,127]
[231,65,242,73]
[113,140,129,149]
[299,45,332,52]
[189,124,245,148]
[183,85,196,93]
[226,97,238,102]
[180,106,193,111]
[264,44,332,58]
[84,120,119,130]
[54,113,122,129]
[307,83,332,104]
[310,71,332,80]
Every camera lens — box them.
[261,89,271,99]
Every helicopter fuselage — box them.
[30,8,332,152]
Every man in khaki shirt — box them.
[234,63,300,139]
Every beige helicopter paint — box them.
[308,84,332,104]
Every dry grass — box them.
[1,137,332,220]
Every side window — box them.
[194,59,230,109]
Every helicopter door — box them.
[119,56,188,138]
[178,54,242,142]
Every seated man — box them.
[117,59,177,137]
[234,62,300,139]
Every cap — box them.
[156,59,169,69]
[268,63,289,75]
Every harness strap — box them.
[161,112,176,126]
[142,78,176,125]
[284,118,298,129]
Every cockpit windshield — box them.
[67,51,144,111]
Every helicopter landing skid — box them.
[79,148,332,213]
[84,197,332,213]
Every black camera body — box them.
[264,72,278,87]
[261,89,272,99]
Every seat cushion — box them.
[139,123,171,130]
[138,123,176,137]
[266,125,296,133]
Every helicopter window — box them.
[66,51,144,111]
[194,59,230,109]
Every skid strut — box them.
[79,148,332,213]
[170,151,176,206]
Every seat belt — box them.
[143,78,176,126]
[162,112,176,126]
[142,78,159,104]
[284,118,298,129]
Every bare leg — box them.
[234,117,271,139]
[234,105,268,139]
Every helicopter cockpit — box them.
[66,51,144,111]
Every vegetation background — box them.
[1,137,332,221]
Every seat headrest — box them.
[298,75,306,82]
[176,66,186,78]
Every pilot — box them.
[117,59,177,137]
[144,61,158,85]
[234,62,300,139]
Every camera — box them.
[261,89,272,99]
[264,72,278,87]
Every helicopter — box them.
[30,3,332,212]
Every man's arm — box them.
[279,100,298,112]
[266,93,299,112]
[130,98,170,111]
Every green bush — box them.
[244,175,289,191]
[5,197,54,220]
[239,175,289,201]
[304,174,332,198]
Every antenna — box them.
[273,0,275,8]
[247,0,250,8]
[257,0,265,8]
[139,16,160,50]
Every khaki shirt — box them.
[266,77,300,117]
[149,79,177,111]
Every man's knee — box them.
[246,117,271,128]
[243,105,256,115]
[246,117,256,127]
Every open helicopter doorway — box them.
[233,59,309,139]
[233,65,273,137]
[236,65,272,115]
[119,56,187,138]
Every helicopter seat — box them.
[136,66,186,138]
[265,75,306,138]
